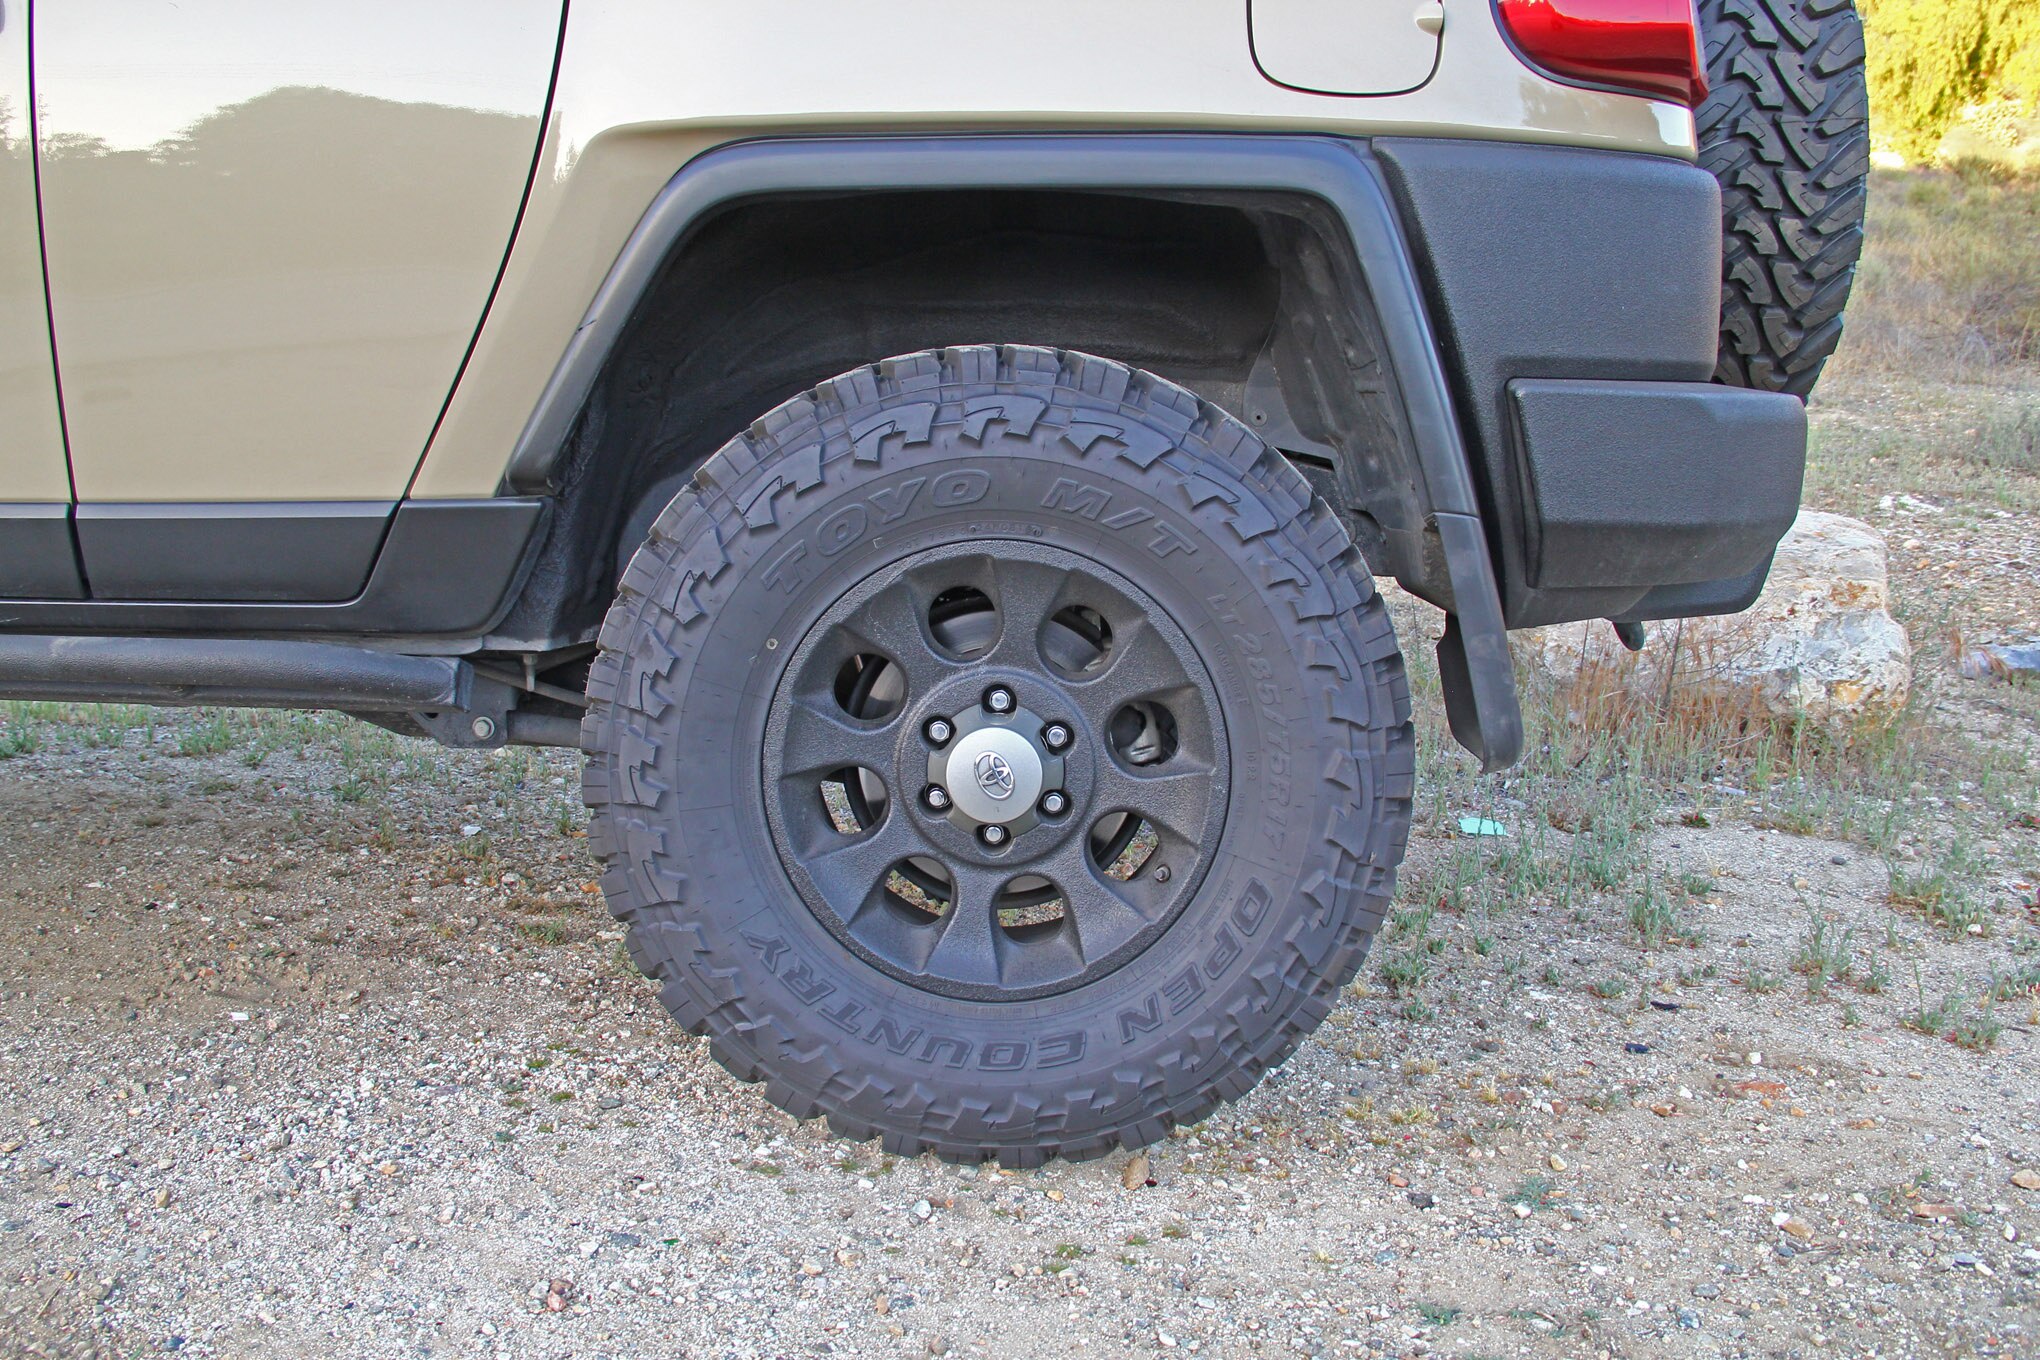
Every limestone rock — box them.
[1514,511,1910,728]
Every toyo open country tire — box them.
[581,345,1414,1163]
[1697,0,1871,397]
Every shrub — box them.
[1861,1,2040,160]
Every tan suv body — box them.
[0,1,1868,1161]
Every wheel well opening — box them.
[494,187,1427,648]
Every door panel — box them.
[0,1,83,598]
[1249,0,1443,96]
[34,0,561,513]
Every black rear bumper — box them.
[1507,378,1805,614]
[1374,137,1807,628]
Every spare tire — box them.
[1696,0,1871,397]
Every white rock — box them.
[1514,511,1910,729]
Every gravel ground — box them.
[0,714,2035,1360]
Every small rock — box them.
[2012,1169,2040,1192]
[911,1199,933,1221]
[925,1335,950,1356]
[1406,1191,1435,1210]
[544,1279,573,1312]
[1772,1213,1814,1241]
[1547,1154,1567,1173]
[1692,1283,1721,1299]
[1121,1153,1151,1190]
[1676,1307,1701,1330]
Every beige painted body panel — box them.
[33,0,561,502]
[0,3,70,504]
[412,0,1695,499]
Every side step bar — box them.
[0,636,467,711]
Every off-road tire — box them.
[581,345,1414,1163]
[1696,0,1871,397]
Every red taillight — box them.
[1496,0,1708,107]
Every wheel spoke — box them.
[1094,758,1214,844]
[1069,615,1187,715]
[1037,838,1153,961]
[838,581,950,695]
[777,696,898,779]
[919,864,1006,987]
[802,815,917,907]
[980,557,1075,668]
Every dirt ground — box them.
[0,681,2034,1360]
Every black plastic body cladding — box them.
[1507,379,1806,592]
[0,499,547,642]
[0,506,85,600]
[1370,138,1733,627]
[74,502,392,603]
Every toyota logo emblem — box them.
[973,751,1016,801]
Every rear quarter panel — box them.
[410,0,1694,498]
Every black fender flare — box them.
[505,134,1521,769]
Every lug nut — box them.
[979,824,1009,848]
[1039,790,1069,817]
[924,785,951,812]
[984,686,1015,715]
[924,717,954,747]
[1041,722,1071,752]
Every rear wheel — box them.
[1697,0,1871,397]
[581,345,1414,1162]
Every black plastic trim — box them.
[0,504,85,600]
[499,132,1522,768]
[76,501,392,603]
[1614,557,1774,623]
[1507,379,1805,591]
[1370,136,1729,629]
[0,635,467,710]
[0,498,547,640]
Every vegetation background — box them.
[1860,0,2040,163]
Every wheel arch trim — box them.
[500,133,1522,769]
